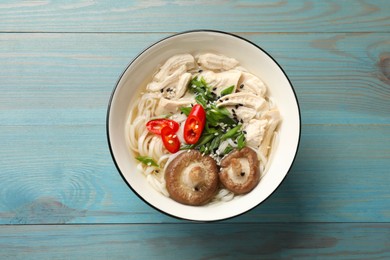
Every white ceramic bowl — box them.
[107,30,301,221]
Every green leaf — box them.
[237,133,246,149]
[223,145,234,155]
[209,136,222,152]
[221,124,242,141]
[180,144,194,150]
[179,106,192,116]
[206,107,236,127]
[183,77,242,156]
[195,134,215,147]
[195,95,208,107]
[220,85,235,96]
[136,156,159,167]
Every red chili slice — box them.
[161,126,180,153]
[146,119,180,135]
[183,104,206,144]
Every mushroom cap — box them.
[219,147,260,194]
[165,150,219,206]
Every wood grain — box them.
[0,32,389,224]
[0,125,388,224]
[0,0,389,33]
[1,223,389,259]
[1,33,389,125]
[1,1,389,258]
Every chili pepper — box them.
[161,126,180,153]
[146,119,179,135]
[183,104,206,144]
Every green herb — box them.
[223,145,234,155]
[220,85,235,96]
[136,156,159,167]
[180,106,192,116]
[206,106,236,127]
[237,133,246,149]
[209,136,222,152]
[180,144,194,150]
[189,77,215,102]
[221,124,242,141]
[195,94,208,107]
[195,134,215,147]
[180,76,247,157]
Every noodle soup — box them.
[126,52,281,206]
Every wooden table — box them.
[1,1,389,259]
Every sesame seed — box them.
[240,84,244,89]
[198,69,203,73]
[168,140,173,144]
[235,105,239,109]
[160,89,164,93]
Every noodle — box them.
[127,53,281,205]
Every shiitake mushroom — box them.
[165,150,219,206]
[219,147,260,194]
[165,147,260,205]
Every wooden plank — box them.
[0,0,389,33]
[0,124,388,224]
[0,33,389,125]
[0,223,389,259]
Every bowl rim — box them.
[106,29,302,222]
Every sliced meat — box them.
[154,54,195,82]
[238,72,267,97]
[199,70,242,96]
[197,53,239,71]
[147,65,186,92]
[154,97,194,116]
[243,119,267,148]
[216,92,266,111]
[175,72,192,99]
[228,106,257,124]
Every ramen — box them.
[126,53,281,206]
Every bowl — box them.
[107,30,301,221]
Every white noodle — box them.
[126,53,281,205]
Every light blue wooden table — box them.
[1,1,389,259]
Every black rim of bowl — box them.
[106,29,302,222]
